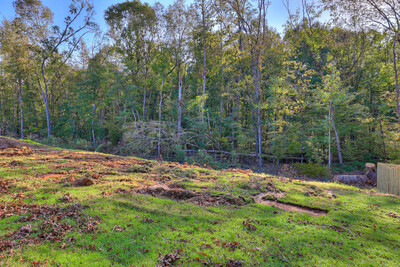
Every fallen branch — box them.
[98,247,122,260]
[324,224,356,239]
[279,250,290,263]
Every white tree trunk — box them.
[18,78,23,139]
[393,37,400,124]
[158,79,164,158]
[201,0,206,123]
[178,74,182,140]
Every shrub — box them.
[106,122,123,146]
[74,138,91,150]
[174,144,186,163]
[41,136,64,147]
[192,149,215,168]
[294,162,329,179]
[334,161,365,173]
[95,144,106,153]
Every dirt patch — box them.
[41,174,66,181]
[258,191,286,200]
[254,193,328,216]
[187,194,244,207]
[74,177,94,186]
[0,137,38,149]
[258,183,286,199]
[0,137,44,157]
[136,184,196,200]
[136,184,244,206]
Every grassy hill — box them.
[0,136,399,266]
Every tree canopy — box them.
[1,0,400,171]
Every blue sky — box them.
[0,0,301,35]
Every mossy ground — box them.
[0,137,399,266]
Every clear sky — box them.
[0,0,301,35]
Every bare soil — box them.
[254,193,328,216]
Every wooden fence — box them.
[377,163,400,196]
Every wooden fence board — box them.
[377,163,400,196]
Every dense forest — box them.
[1,0,399,172]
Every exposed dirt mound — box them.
[136,184,245,206]
[255,183,286,199]
[137,184,197,200]
[187,194,245,207]
[74,177,94,187]
[0,137,44,157]
[0,137,42,149]
[254,193,328,216]
[0,137,24,149]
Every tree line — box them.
[1,0,399,170]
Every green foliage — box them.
[41,136,64,147]
[95,144,106,153]
[106,121,123,146]
[191,149,215,168]
[294,162,329,179]
[334,161,366,173]
[174,144,186,163]
[73,139,91,150]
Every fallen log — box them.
[333,175,369,185]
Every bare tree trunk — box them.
[38,62,51,137]
[201,0,207,123]
[158,79,164,159]
[256,56,262,168]
[219,96,223,133]
[331,107,343,165]
[67,101,75,137]
[178,73,183,141]
[143,69,148,119]
[18,79,23,139]
[220,40,224,135]
[253,54,263,168]
[378,117,388,162]
[32,101,39,139]
[92,103,96,146]
[393,37,400,124]
[328,83,332,171]
[123,104,127,126]
[232,98,235,149]
[131,109,138,131]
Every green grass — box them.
[0,140,399,266]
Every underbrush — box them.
[294,162,330,179]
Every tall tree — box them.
[0,18,31,139]
[105,0,157,119]
[13,0,96,137]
